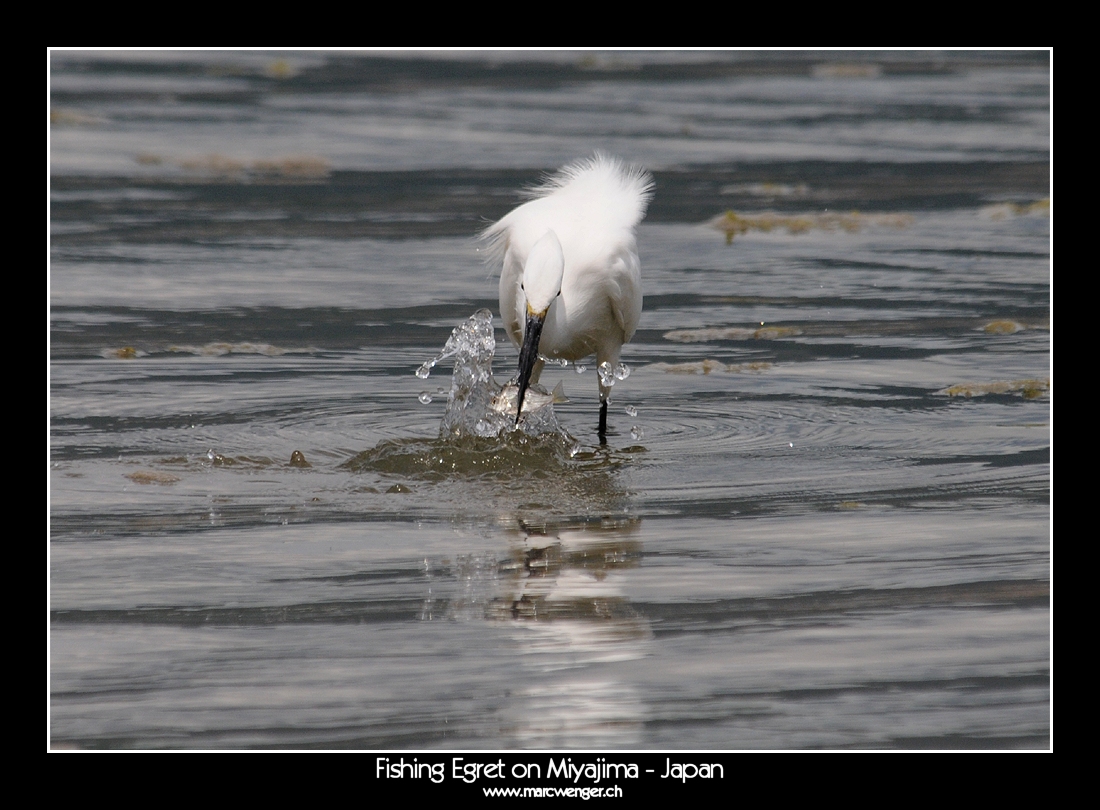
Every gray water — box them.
[49,50,1050,750]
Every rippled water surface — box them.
[50,50,1050,749]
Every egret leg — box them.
[598,399,608,442]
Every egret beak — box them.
[515,308,546,424]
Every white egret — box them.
[482,154,653,438]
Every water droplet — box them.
[598,361,614,386]
[630,425,644,440]
[206,449,215,461]
[415,362,433,379]
[569,442,581,458]
[575,364,587,374]
[418,391,433,404]
[625,405,638,417]
[788,442,794,447]
[614,362,631,381]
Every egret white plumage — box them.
[483,154,653,438]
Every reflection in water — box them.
[425,517,651,748]
[504,522,650,749]
[504,679,646,749]
[351,310,653,746]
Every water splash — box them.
[416,308,494,381]
[416,309,568,440]
[346,311,645,485]
[347,311,646,509]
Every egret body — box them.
[483,154,653,437]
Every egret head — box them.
[515,230,564,423]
